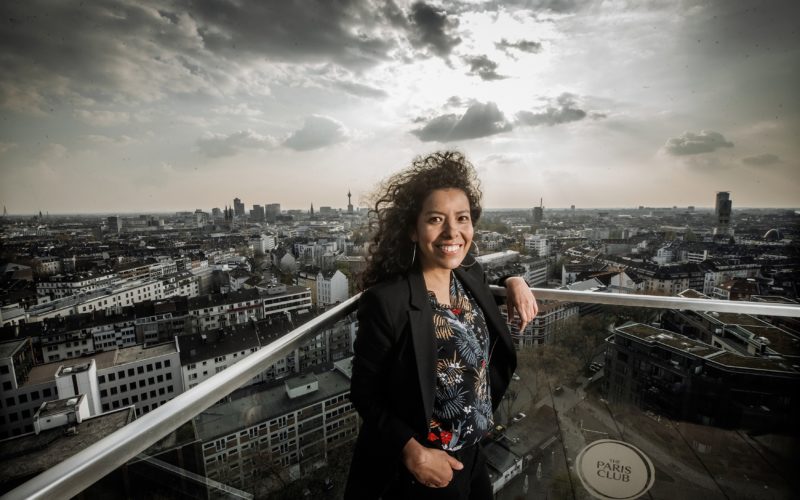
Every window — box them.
[18,394,27,403]
[137,366,144,374]
[98,375,106,384]
[146,364,153,372]
[128,368,134,376]
[2,381,10,391]
[31,390,40,400]
[155,361,162,369]
[43,388,52,397]
[166,373,172,380]
[148,377,155,385]
[164,360,171,367]
[100,389,108,397]
[157,375,163,383]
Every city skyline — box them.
[1,0,799,213]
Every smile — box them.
[436,244,463,255]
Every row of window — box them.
[98,360,172,384]
[3,387,53,408]
[99,385,174,411]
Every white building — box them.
[523,234,549,257]
[316,270,348,306]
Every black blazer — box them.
[344,263,517,499]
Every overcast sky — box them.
[1,0,798,214]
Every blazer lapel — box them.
[407,271,437,422]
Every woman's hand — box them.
[505,276,538,331]
[402,438,463,488]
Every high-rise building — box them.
[347,190,354,214]
[265,203,281,222]
[532,198,544,224]
[250,204,265,221]
[107,216,122,234]
[233,197,245,217]
[715,191,732,228]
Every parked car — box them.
[553,385,564,394]
[512,372,521,381]
[512,412,527,423]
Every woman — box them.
[345,151,538,499]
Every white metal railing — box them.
[4,288,799,499]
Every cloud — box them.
[407,1,462,58]
[283,115,349,151]
[463,55,505,80]
[0,0,400,113]
[85,134,137,146]
[197,130,277,157]
[332,80,388,99]
[664,130,734,156]
[74,109,132,126]
[496,38,542,54]
[741,153,781,166]
[411,102,512,142]
[516,93,588,127]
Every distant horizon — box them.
[4,205,798,218]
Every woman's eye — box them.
[458,216,471,223]
[429,216,443,223]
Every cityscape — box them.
[1,189,798,498]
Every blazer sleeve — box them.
[349,288,417,458]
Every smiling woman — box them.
[346,151,538,499]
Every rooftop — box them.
[193,366,352,441]
[0,408,134,485]
[0,339,26,359]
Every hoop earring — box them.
[410,243,417,268]
[460,241,480,268]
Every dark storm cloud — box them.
[516,93,588,127]
[741,153,781,166]
[0,0,400,112]
[496,38,542,54]
[407,1,462,58]
[463,55,505,81]
[411,102,512,142]
[283,115,349,151]
[187,0,396,67]
[197,130,277,158]
[664,130,734,156]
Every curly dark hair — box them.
[358,151,482,290]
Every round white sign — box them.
[575,439,655,500]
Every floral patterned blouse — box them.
[426,272,493,451]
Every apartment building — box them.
[36,271,118,300]
[188,286,312,333]
[604,323,800,430]
[0,340,183,437]
[507,301,579,348]
[194,359,358,493]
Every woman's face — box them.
[411,188,474,273]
